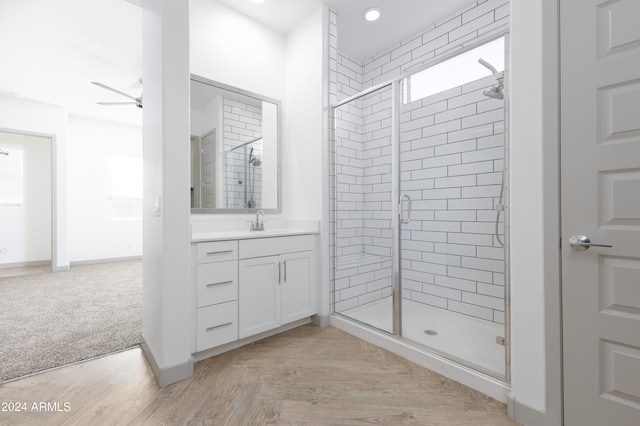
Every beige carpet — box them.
[0,260,142,382]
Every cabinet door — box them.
[238,255,281,339]
[281,251,315,324]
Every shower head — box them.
[478,58,504,100]
[0,147,8,155]
[478,58,504,84]
[483,85,504,100]
[250,156,262,166]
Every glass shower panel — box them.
[332,84,395,333]
[398,58,507,378]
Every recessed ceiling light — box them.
[250,0,265,4]
[363,7,381,22]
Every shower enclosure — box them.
[331,36,509,380]
[225,137,263,209]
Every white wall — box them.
[0,96,68,270]
[189,0,287,221]
[190,0,286,101]
[68,116,142,262]
[0,132,51,265]
[189,0,326,223]
[142,0,192,384]
[283,5,325,221]
[509,0,561,424]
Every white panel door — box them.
[561,0,640,424]
[238,255,281,339]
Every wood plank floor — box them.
[0,325,518,425]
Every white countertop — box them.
[191,228,317,242]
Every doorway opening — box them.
[0,129,54,275]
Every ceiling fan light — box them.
[364,7,381,22]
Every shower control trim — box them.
[569,235,612,251]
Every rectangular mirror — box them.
[190,74,281,213]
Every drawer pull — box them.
[206,322,233,331]
[206,250,233,256]
[206,280,233,288]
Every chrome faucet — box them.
[250,210,265,231]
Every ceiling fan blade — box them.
[97,101,137,106]
[91,82,138,102]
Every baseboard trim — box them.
[52,265,70,272]
[0,260,50,269]
[140,334,193,387]
[312,314,331,327]
[508,396,547,425]
[70,256,142,267]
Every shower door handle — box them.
[399,194,411,224]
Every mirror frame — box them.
[190,73,282,214]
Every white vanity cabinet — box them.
[238,235,315,339]
[193,232,316,354]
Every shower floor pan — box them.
[341,297,505,377]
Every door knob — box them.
[569,235,612,251]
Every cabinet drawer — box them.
[196,240,238,263]
[196,301,238,352]
[197,260,238,307]
[239,234,314,259]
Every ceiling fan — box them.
[92,81,142,109]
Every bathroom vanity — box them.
[189,75,316,360]
[191,227,317,359]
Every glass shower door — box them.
[332,84,395,334]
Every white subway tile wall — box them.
[330,0,509,324]
[223,97,263,208]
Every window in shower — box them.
[406,37,505,103]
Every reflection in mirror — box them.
[190,74,280,213]
[226,137,263,208]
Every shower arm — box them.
[478,58,504,82]
[0,147,8,155]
